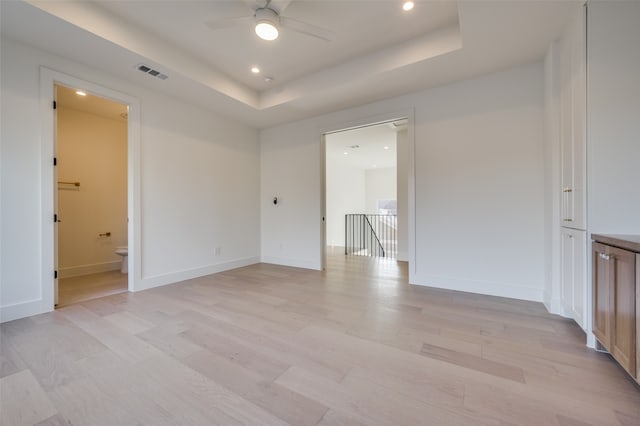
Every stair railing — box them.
[345,214,397,258]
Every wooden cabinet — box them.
[609,246,635,374]
[561,229,586,329]
[592,242,612,348]
[592,235,639,381]
[637,254,640,380]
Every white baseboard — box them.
[542,289,566,315]
[260,256,321,271]
[411,274,543,302]
[135,256,260,292]
[59,261,121,278]
[1,257,260,323]
[0,298,51,323]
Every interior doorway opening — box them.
[54,84,129,307]
[323,118,409,274]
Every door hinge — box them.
[54,213,58,223]
[54,270,58,279]
[53,100,57,110]
[53,157,57,166]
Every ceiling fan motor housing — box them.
[255,7,280,26]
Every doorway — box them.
[54,84,129,306]
[323,118,409,276]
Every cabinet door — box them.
[560,8,587,230]
[636,254,639,382]
[559,29,574,225]
[592,242,612,349]
[561,229,586,329]
[570,10,586,230]
[610,246,636,376]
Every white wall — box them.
[397,128,409,261]
[0,37,260,322]
[587,1,640,235]
[325,162,397,248]
[261,62,545,301]
[325,158,365,247]
[412,65,544,301]
[57,107,128,277]
[260,120,321,269]
[365,167,396,214]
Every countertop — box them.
[591,234,640,253]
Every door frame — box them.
[40,67,141,309]
[319,109,416,282]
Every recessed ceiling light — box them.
[75,91,87,96]
[384,146,390,150]
[343,151,349,155]
[402,1,414,12]
[251,66,260,74]
[264,76,274,83]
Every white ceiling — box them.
[326,121,400,171]
[94,0,460,92]
[56,84,128,121]
[0,0,580,129]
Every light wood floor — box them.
[1,251,639,425]
[57,270,128,307]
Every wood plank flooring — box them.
[2,251,639,425]
[57,270,128,308]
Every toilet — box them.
[115,246,128,274]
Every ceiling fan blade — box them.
[280,16,335,42]
[205,16,253,31]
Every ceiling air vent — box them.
[136,64,168,80]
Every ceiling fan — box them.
[205,0,334,42]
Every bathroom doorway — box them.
[54,84,129,307]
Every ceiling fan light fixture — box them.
[254,8,280,41]
[255,21,279,40]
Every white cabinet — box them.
[561,228,587,329]
[559,6,587,231]
[556,6,588,332]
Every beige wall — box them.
[57,106,127,277]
